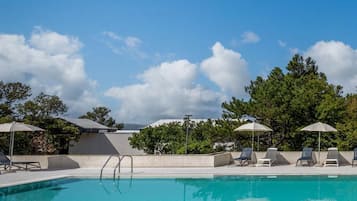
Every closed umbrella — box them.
[300,122,337,164]
[234,122,273,151]
[0,122,44,167]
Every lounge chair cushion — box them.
[234,148,252,166]
[296,148,314,166]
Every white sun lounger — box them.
[324,147,339,167]
[256,148,278,167]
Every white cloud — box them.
[200,42,249,97]
[305,40,357,93]
[278,40,286,47]
[0,27,98,115]
[124,36,142,48]
[241,31,260,44]
[102,31,146,58]
[105,60,223,123]
[30,27,82,55]
[102,31,121,40]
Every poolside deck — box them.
[2,164,357,188]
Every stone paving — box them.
[2,164,357,188]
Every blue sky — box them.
[0,1,356,123]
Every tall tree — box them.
[0,81,31,121]
[0,82,80,154]
[18,92,68,125]
[222,54,346,150]
[80,106,123,129]
[336,94,357,150]
[17,93,78,154]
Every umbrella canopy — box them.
[234,122,273,132]
[300,122,337,132]
[0,122,44,167]
[300,122,337,164]
[234,122,273,151]
[0,122,44,132]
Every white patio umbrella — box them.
[0,122,44,167]
[300,122,337,164]
[234,122,273,151]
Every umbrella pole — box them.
[10,130,14,168]
[9,122,15,169]
[318,131,321,165]
[252,130,254,151]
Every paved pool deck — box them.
[2,164,357,188]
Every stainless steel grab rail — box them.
[100,155,119,180]
[100,154,134,180]
[114,155,133,178]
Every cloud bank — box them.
[0,27,98,115]
[305,40,357,93]
[201,42,249,97]
[105,60,224,123]
[106,42,250,122]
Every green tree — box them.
[129,119,242,154]
[129,122,185,154]
[0,82,80,154]
[18,92,68,125]
[222,54,346,151]
[0,81,31,121]
[336,94,357,150]
[80,106,123,129]
[45,118,80,154]
[17,93,78,154]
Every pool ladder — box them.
[99,154,133,180]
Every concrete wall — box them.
[10,151,356,170]
[69,133,144,155]
[11,152,232,169]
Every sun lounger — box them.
[256,148,278,167]
[0,152,40,174]
[296,147,314,166]
[234,147,252,166]
[323,147,339,167]
[352,148,357,167]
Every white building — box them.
[60,117,145,155]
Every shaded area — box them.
[69,134,118,155]
[47,156,80,170]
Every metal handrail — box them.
[100,155,119,180]
[114,155,133,178]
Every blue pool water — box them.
[1,176,357,201]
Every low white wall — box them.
[10,151,355,170]
[11,152,232,169]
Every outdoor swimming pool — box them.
[1,175,356,201]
